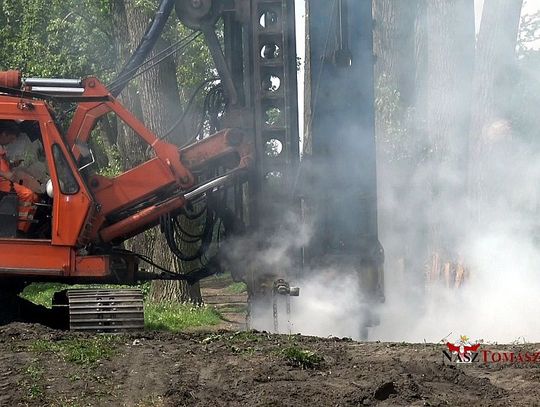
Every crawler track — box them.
[65,289,144,333]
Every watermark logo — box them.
[443,335,481,363]
[442,334,540,364]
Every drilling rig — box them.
[0,0,383,337]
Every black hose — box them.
[111,247,211,285]
[182,203,208,220]
[172,217,203,240]
[161,77,219,142]
[162,209,216,262]
[111,0,176,97]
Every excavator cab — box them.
[0,119,53,239]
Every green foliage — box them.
[282,346,324,369]
[375,73,419,164]
[0,0,114,79]
[21,282,68,308]
[88,124,123,177]
[0,0,218,155]
[96,142,122,177]
[173,22,215,95]
[512,13,540,147]
[24,360,45,400]
[144,302,222,331]
[517,11,540,56]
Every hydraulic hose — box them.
[111,0,176,96]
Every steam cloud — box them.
[246,2,540,343]
[249,127,540,344]
[373,129,540,343]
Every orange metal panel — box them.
[0,240,71,276]
[88,158,177,216]
[41,121,93,247]
[0,242,117,280]
[0,70,21,88]
[73,256,110,278]
[100,196,186,242]
[0,97,53,121]
[181,128,253,171]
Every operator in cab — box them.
[0,120,39,234]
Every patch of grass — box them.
[21,283,69,308]
[282,346,324,369]
[25,360,45,400]
[228,330,264,343]
[21,283,146,308]
[144,302,222,331]
[62,337,119,365]
[30,336,120,367]
[218,305,248,315]
[226,281,247,294]
[68,373,82,382]
[201,330,263,345]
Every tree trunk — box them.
[422,0,475,283]
[110,0,147,170]
[468,0,523,210]
[121,0,200,303]
[303,4,312,157]
[425,0,475,176]
[373,0,436,282]
[110,0,153,260]
[373,0,419,106]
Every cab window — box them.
[52,144,79,194]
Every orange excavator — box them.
[0,0,384,337]
[0,70,253,330]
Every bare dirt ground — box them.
[1,323,540,407]
[199,275,247,331]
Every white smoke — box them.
[372,127,540,343]
[249,269,366,339]
[245,1,540,343]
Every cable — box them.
[112,247,179,275]
[108,31,199,91]
[111,247,212,284]
[161,77,220,142]
[110,32,202,95]
[172,216,203,240]
[182,203,208,221]
[195,82,225,141]
[111,0,176,96]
